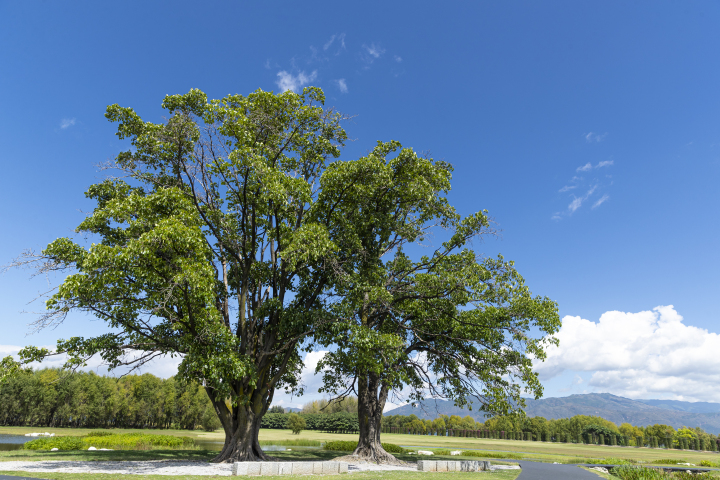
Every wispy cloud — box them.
[558,185,577,193]
[394,55,402,63]
[276,70,318,93]
[585,132,607,143]
[597,160,614,168]
[363,43,385,59]
[592,194,609,209]
[576,162,592,172]
[323,33,346,53]
[60,118,76,129]
[568,185,597,213]
[336,79,348,93]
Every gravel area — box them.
[0,460,234,476]
[0,459,519,475]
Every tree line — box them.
[0,368,220,431]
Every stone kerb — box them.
[417,460,491,472]
[231,461,348,476]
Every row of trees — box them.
[382,412,720,450]
[0,368,220,431]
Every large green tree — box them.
[312,141,560,462]
[4,87,347,462]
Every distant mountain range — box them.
[384,393,720,434]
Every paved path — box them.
[516,461,601,480]
[0,476,49,480]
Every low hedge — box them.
[24,433,194,451]
[461,450,522,460]
[323,441,406,454]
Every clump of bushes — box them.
[24,433,194,451]
[85,431,114,437]
[654,459,689,465]
[322,441,405,454]
[381,443,406,454]
[611,465,713,480]
[699,460,716,467]
[432,448,451,455]
[323,440,358,451]
[460,450,522,460]
[24,437,86,451]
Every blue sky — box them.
[1,1,720,407]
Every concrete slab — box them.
[260,463,279,476]
[246,462,262,476]
[291,462,314,475]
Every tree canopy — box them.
[311,141,560,461]
[4,87,347,462]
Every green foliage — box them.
[86,431,114,437]
[287,413,306,435]
[0,368,212,429]
[611,465,713,480]
[323,440,358,451]
[10,87,353,459]
[23,433,193,451]
[460,450,522,460]
[654,459,688,465]
[200,404,222,432]
[258,439,322,447]
[268,405,286,414]
[24,436,86,451]
[381,443,406,454]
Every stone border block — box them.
[247,462,262,476]
[291,462,314,475]
[231,460,348,476]
[418,460,436,472]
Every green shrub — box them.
[610,465,713,480]
[323,440,357,451]
[287,413,306,435]
[432,449,451,455]
[322,441,405,454]
[460,450,522,460]
[699,460,716,467]
[201,405,222,432]
[654,459,688,465]
[24,437,86,451]
[85,431,114,437]
[259,439,322,447]
[381,443,405,454]
[26,433,195,451]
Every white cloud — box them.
[362,43,385,60]
[576,162,592,172]
[568,197,583,213]
[394,55,402,63]
[567,185,597,213]
[60,118,76,129]
[324,33,346,52]
[597,160,614,168]
[585,132,607,142]
[336,79,348,93]
[0,344,182,378]
[276,70,318,93]
[534,306,720,402]
[592,194,609,209]
[558,185,577,193]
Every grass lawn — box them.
[0,471,520,480]
[4,426,720,469]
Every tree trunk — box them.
[354,373,398,463]
[211,406,273,463]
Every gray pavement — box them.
[0,476,49,480]
[516,460,602,479]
